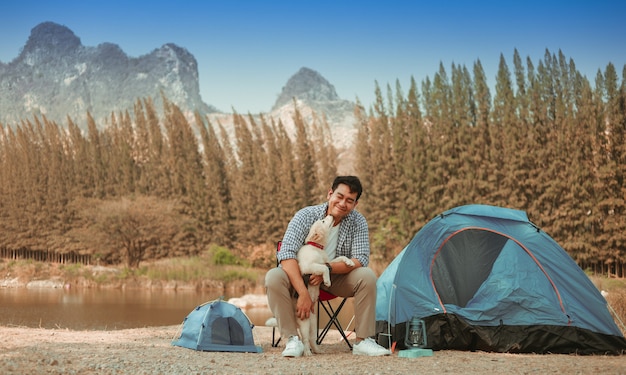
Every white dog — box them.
[296,214,355,356]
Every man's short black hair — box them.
[331,176,363,201]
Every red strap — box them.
[306,241,324,250]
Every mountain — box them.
[208,67,359,172]
[0,22,216,126]
[0,23,359,172]
[270,67,358,145]
[271,67,358,128]
[274,67,341,109]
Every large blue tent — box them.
[376,204,626,354]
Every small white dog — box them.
[296,214,355,356]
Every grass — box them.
[590,276,626,336]
[0,249,263,288]
[140,256,258,283]
[606,290,626,336]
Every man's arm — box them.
[280,258,315,319]
[327,258,361,274]
[280,258,307,299]
[278,206,323,318]
[348,212,370,267]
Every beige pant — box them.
[265,266,378,340]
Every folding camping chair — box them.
[316,289,353,349]
[270,241,353,349]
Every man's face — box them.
[326,183,358,223]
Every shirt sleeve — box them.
[277,207,316,263]
[339,212,370,267]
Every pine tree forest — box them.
[0,49,625,277]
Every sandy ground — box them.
[1,324,625,375]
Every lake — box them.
[0,287,274,330]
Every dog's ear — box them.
[308,230,322,243]
[305,221,321,242]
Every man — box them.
[265,175,391,357]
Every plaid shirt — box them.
[278,202,370,267]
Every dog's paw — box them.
[303,348,313,356]
[323,273,331,287]
[344,259,355,267]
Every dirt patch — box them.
[1,325,624,375]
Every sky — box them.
[1,0,625,114]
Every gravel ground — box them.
[1,324,625,375]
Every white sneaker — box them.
[352,337,392,356]
[281,335,304,357]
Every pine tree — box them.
[245,113,277,244]
[558,74,599,267]
[143,98,170,197]
[162,97,204,199]
[354,99,375,208]
[132,99,152,194]
[592,63,626,276]
[86,112,106,199]
[257,115,288,243]
[498,52,534,210]
[426,63,456,212]
[448,63,479,206]
[310,112,338,196]
[402,77,430,231]
[195,113,232,246]
[291,102,317,208]
[106,111,137,196]
[273,117,301,230]
[469,59,495,203]
[227,112,261,245]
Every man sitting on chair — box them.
[265,176,391,357]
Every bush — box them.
[59,263,82,277]
[211,246,239,266]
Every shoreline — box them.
[0,260,266,296]
[0,275,261,293]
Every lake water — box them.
[0,287,274,330]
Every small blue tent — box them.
[173,299,262,353]
[376,204,626,354]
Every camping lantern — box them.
[398,316,432,358]
[405,316,427,348]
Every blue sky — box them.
[1,0,625,114]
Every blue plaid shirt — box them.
[278,203,370,267]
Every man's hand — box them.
[309,274,324,286]
[296,293,315,320]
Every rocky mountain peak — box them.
[22,22,81,58]
[0,22,214,127]
[272,67,340,110]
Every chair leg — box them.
[271,326,282,347]
[316,298,352,349]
